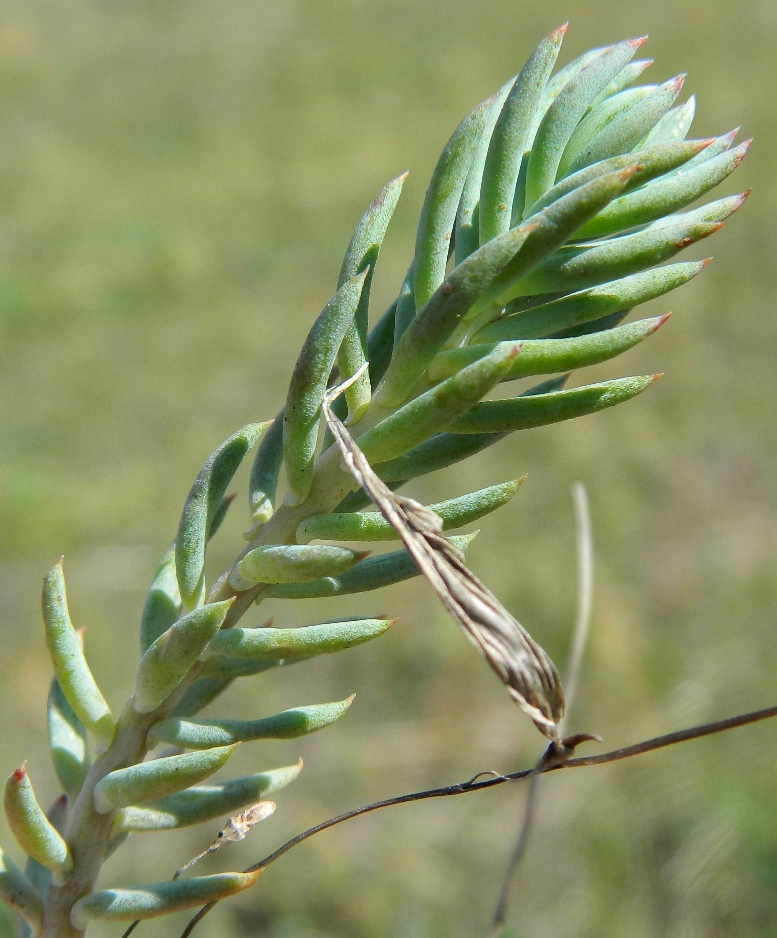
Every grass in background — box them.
[0,1,776,935]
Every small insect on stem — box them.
[174,802,276,880]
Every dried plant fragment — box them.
[323,380,565,740]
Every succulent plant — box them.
[0,25,747,937]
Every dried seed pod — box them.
[70,871,261,928]
[133,599,235,713]
[148,697,354,749]
[42,560,114,746]
[176,422,269,608]
[4,765,72,876]
[230,544,368,590]
[93,746,238,814]
[115,763,303,832]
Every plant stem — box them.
[40,437,357,934]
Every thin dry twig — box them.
[177,702,777,938]
[322,375,565,741]
[489,482,596,936]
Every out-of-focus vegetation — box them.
[0,1,775,935]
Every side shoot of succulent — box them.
[0,26,747,936]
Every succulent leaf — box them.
[133,599,234,714]
[642,95,696,146]
[4,766,72,876]
[284,270,368,503]
[297,480,523,543]
[70,871,261,927]
[337,173,406,421]
[361,343,519,464]
[448,375,658,434]
[148,697,354,749]
[47,680,90,801]
[479,25,566,243]
[525,36,645,205]
[248,413,284,528]
[0,847,43,935]
[115,763,303,831]
[176,422,269,608]
[204,618,393,660]
[42,561,114,745]
[93,746,238,814]
[230,544,368,590]
[140,544,181,654]
[267,533,476,598]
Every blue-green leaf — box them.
[479,25,566,242]
[116,764,301,833]
[205,618,393,660]
[267,533,476,598]
[42,561,114,746]
[248,413,284,528]
[148,697,354,749]
[284,271,368,503]
[230,544,368,590]
[70,871,261,927]
[133,599,234,714]
[93,746,238,814]
[177,423,268,608]
[337,173,406,421]
[0,847,43,935]
[448,375,658,433]
[4,766,71,876]
[140,544,180,655]
[641,95,696,146]
[47,680,90,801]
[298,479,523,543]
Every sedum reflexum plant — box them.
[0,26,747,937]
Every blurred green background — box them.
[0,1,776,936]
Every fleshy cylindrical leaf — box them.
[413,97,490,309]
[525,36,645,205]
[524,139,710,218]
[284,270,368,503]
[70,871,261,928]
[42,560,114,745]
[360,343,519,465]
[575,140,750,239]
[297,480,523,543]
[93,746,238,814]
[116,763,302,832]
[376,222,535,407]
[448,375,658,433]
[140,544,181,655]
[566,74,685,175]
[133,599,234,714]
[337,173,406,422]
[0,847,43,935]
[267,533,476,599]
[591,58,653,105]
[431,316,668,383]
[176,422,268,608]
[4,766,71,876]
[510,214,725,298]
[641,95,696,146]
[148,697,354,749]
[479,25,566,242]
[248,413,284,528]
[472,261,704,343]
[18,796,67,938]
[204,618,393,661]
[170,678,232,719]
[230,544,368,591]
[47,679,90,801]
